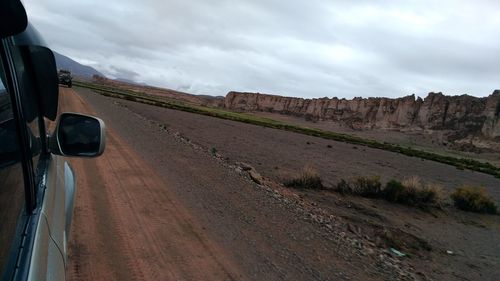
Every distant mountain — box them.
[53,51,103,78]
[115,77,147,86]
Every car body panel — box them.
[63,161,75,248]
[26,213,65,281]
[22,155,75,281]
[38,155,74,262]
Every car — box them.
[57,70,72,88]
[0,1,106,280]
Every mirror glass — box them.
[57,114,101,156]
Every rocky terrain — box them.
[83,76,500,153]
[85,77,500,145]
[225,91,500,141]
[71,86,500,281]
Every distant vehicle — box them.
[0,1,105,280]
[58,69,72,88]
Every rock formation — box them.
[224,90,500,139]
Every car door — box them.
[1,30,67,281]
[0,43,30,281]
[1,4,105,279]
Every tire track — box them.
[61,87,242,280]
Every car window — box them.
[10,45,42,171]
[0,55,25,279]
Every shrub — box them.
[285,166,324,189]
[416,183,442,206]
[384,179,406,202]
[351,176,382,197]
[334,175,442,208]
[335,179,351,195]
[451,186,497,214]
[383,177,442,207]
[401,176,421,192]
[334,176,382,197]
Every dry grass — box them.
[451,186,497,214]
[284,166,324,189]
[383,179,406,202]
[335,179,352,194]
[336,176,442,208]
[401,176,421,191]
[335,176,381,197]
[336,176,382,198]
[384,177,443,207]
[336,177,498,213]
[287,170,497,214]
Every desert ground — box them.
[249,111,500,167]
[62,86,500,280]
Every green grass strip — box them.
[73,80,500,178]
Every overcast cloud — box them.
[23,0,500,98]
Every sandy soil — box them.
[67,87,390,280]
[66,86,500,280]
[250,111,500,166]
[60,88,244,280]
[81,90,500,198]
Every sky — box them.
[23,0,500,99]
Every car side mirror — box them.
[50,113,106,157]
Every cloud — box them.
[23,0,500,98]
[108,66,139,80]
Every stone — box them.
[248,169,263,184]
[236,162,254,171]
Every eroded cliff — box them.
[225,90,500,139]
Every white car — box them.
[0,1,105,280]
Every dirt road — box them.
[60,88,244,280]
[62,86,392,281]
[62,86,500,281]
